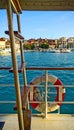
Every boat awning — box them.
[0,0,74,11]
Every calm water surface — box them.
[0,51,74,114]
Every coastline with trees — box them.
[0,37,74,52]
[23,37,74,51]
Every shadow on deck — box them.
[0,114,74,130]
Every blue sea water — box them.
[0,51,74,114]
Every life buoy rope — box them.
[28,74,65,113]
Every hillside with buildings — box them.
[0,37,74,51]
[0,37,20,51]
[24,37,74,51]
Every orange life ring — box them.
[28,74,65,113]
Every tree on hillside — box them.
[39,43,49,49]
[23,43,35,50]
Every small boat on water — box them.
[0,48,11,56]
[60,48,71,53]
[49,48,71,53]
[54,49,60,53]
[0,48,20,56]
[48,49,57,53]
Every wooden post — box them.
[17,14,31,130]
[6,0,24,130]
[45,70,48,118]
[17,14,27,106]
[23,110,31,130]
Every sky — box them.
[0,10,74,40]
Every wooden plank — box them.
[9,63,25,73]
[23,110,31,130]
[26,67,74,70]
[1,67,74,71]
[5,31,24,40]
[1,0,74,11]
[11,0,22,13]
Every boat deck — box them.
[0,114,74,130]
